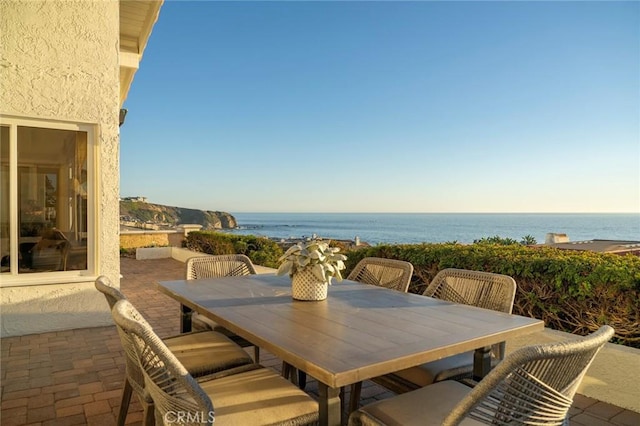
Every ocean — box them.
[223,213,640,245]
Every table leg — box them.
[180,304,192,333]
[473,346,492,381]
[298,370,307,389]
[318,383,341,426]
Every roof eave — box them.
[119,0,163,107]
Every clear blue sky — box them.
[120,1,639,213]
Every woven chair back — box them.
[186,254,257,280]
[347,257,414,293]
[94,276,148,399]
[423,268,516,314]
[94,275,126,309]
[112,299,215,426]
[423,268,517,360]
[444,325,614,426]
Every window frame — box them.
[0,115,98,287]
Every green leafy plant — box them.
[183,231,283,268]
[473,235,519,245]
[520,235,537,245]
[276,240,347,284]
[119,247,136,258]
[473,235,538,246]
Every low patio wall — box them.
[120,225,203,251]
[120,230,183,249]
[133,247,278,274]
[136,247,173,260]
[171,247,210,263]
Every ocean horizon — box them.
[223,213,640,245]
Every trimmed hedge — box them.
[343,243,640,348]
[183,231,284,269]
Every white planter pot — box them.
[291,269,329,301]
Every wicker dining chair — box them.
[372,268,517,396]
[349,325,614,426]
[347,257,414,293]
[95,276,255,426]
[112,298,319,426]
[185,254,260,362]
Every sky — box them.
[120,1,640,214]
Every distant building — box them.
[545,233,570,244]
[543,239,640,256]
[121,196,148,203]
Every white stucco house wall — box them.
[0,0,163,336]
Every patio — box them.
[1,257,638,425]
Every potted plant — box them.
[276,240,347,300]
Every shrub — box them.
[119,247,136,258]
[473,235,538,245]
[183,231,283,269]
[473,235,519,245]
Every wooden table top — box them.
[158,274,544,388]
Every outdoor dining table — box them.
[158,273,544,426]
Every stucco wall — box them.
[0,1,120,336]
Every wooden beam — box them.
[120,51,139,70]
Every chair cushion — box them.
[164,331,254,377]
[349,380,483,426]
[199,367,318,426]
[392,351,476,387]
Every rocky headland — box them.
[120,200,237,230]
